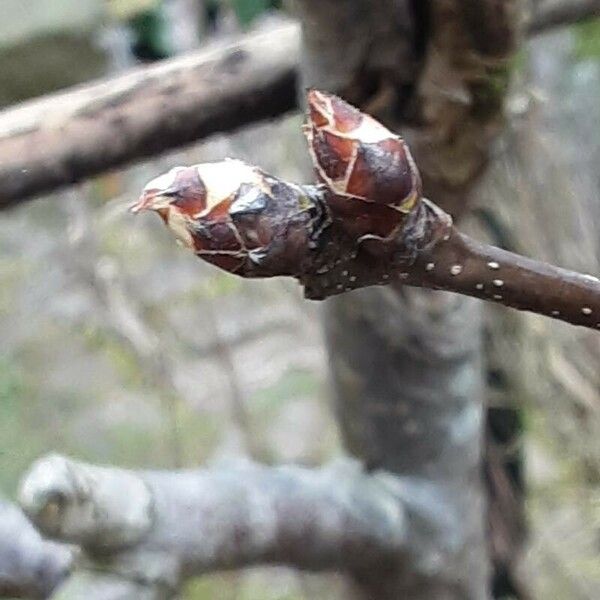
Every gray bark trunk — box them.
[294,1,523,597]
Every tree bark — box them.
[0,500,73,598]
[0,20,299,209]
[18,455,407,599]
[293,1,522,598]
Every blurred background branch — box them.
[0,18,299,208]
[18,454,406,599]
[529,0,600,33]
[0,499,73,598]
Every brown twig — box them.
[403,229,600,329]
[0,20,299,209]
[133,91,600,331]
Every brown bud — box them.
[305,90,422,214]
[133,160,328,278]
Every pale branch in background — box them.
[64,195,188,466]
[0,20,299,209]
[133,91,600,330]
[18,454,406,599]
[0,1,599,207]
[0,500,73,598]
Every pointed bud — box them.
[305,90,422,239]
[136,160,329,278]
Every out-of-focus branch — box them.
[0,3,598,207]
[0,20,299,209]
[18,454,405,599]
[528,0,600,34]
[0,500,73,598]
[64,195,187,466]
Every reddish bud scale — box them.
[305,90,422,240]
[132,160,329,279]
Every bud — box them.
[133,160,328,278]
[305,90,422,240]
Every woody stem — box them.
[402,227,600,330]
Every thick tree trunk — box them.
[324,290,488,599]
[294,1,523,597]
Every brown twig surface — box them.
[134,91,600,331]
[403,229,600,330]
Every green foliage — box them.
[185,574,305,600]
[97,405,221,469]
[573,18,600,60]
[0,256,29,314]
[231,0,270,26]
[199,272,243,299]
[0,359,57,496]
[251,368,321,413]
[230,0,282,27]
[471,63,512,119]
[81,325,150,388]
[171,405,223,466]
[0,359,33,494]
[0,32,107,108]
[108,0,160,20]
[129,8,171,59]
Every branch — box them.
[0,3,599,207]
[0,20,299,209]
[63,195,188,465]
[403,229,600,329]
[528,0,600,34]
[18,454,405,597]
[132,90,600,330]
[0,500,73,598]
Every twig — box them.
[133,91,600,331]
[0,20,299,209]
[402,229,600,329]
[0,500,73,598]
